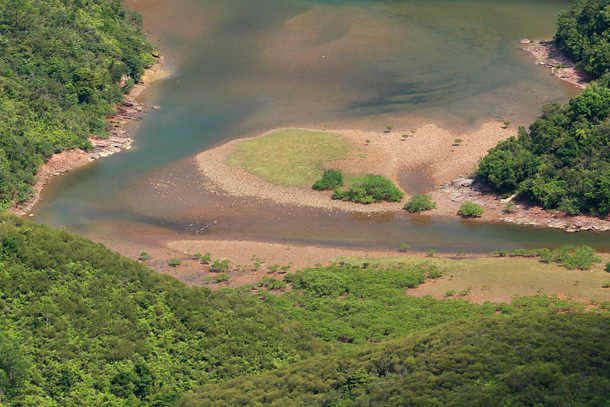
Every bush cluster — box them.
[403,194,437,213]
[332,174,403,204]
[312,169,343,190]
[457,202,484,218]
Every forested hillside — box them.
[0,0,153,207]
[556,0,610,79]
[0,214,328,405]
[1,215,606,406]
[184,313,610,406]
[477,0,610,216]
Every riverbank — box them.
[196,118,610,232]
[196,122,513,215]
[11,56,169,216]
[521,39,591,89]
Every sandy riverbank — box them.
[196,121,514,216]
[11,56,169,216]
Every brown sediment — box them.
[520,39,591,89]
[195,119,610,232]
[196,122,513,215]
[11,56,170,217]
[164,239,496,288]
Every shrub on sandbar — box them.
[332,174,403,204]
[312,169,344,191]
[404,194,437,213]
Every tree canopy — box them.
[0,0,153,207]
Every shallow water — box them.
[32,0,610,254]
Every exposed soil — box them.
[196,122,514,214]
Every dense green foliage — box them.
[0,215,327,405]
[0,0,154,207]
[185,313,610,406]
[477,78,610,216]
[539,244,602,270]
[457,202,484,218]
[244,262,587,345]
[312,169,343,191]
[555,0,610,79]
[403,194,436,213]
[478,0,610,216]
[332,174,403,204]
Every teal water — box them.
[32,0,610,254]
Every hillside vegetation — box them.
[556,0,610,79]
[0,0,153,207]
[477,0,610,216]
[246,262,590,344]
[184,313,610,406]
[0,214,327,405]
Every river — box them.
[32,0,610,255]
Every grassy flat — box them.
[334,255,610,302]
[226,128,359,187]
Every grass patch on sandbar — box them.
[334,256,610,302]
[226,128,359,187]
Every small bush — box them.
[211,259,230,272]
[169,258,181,267]
[490,249,509,257]
[459,287,471,296]
[603,282,610,288]
[404,194,437,213]
[605,262,610,272]
[444,290,456,298]
[139,252,151,261]
[214,274,230,283]
[458,202,484,218]
[201,252,212,263]
[426,249,436,257]
[399,244,410,252]
[192,253,202,260]
[503,203,516,213]
[312,169,344,191]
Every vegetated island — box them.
[196,124,513,216]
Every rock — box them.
[519,38,531,44]
[123,100,134,107]
[152,105,161,110]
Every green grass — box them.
[226,128,359,187]
[334,255,610,302]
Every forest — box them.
[2,214,608,405]
[2,0,610,405]
[0,0,153,207]
[477,0,610,216]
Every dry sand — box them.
[196,122,514,215]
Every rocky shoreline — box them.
[434,176,610,233]
[11,55,168,216]
[520,39,590,89]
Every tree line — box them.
[0,0,153,207]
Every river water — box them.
[32,0,610,254]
